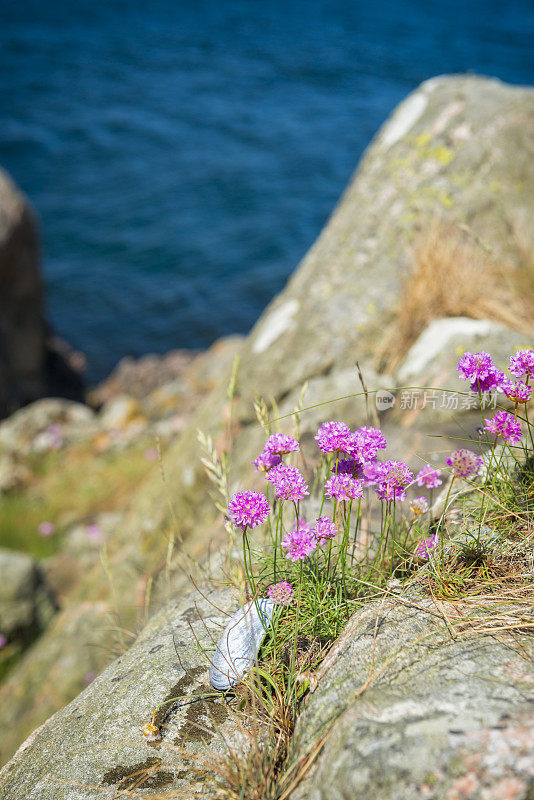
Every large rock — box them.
[289,598,534,800]
[0,169,45,416]
[234,75,534,402]
[2,75,534,765]
[0,585,245,798]
[0,397,95,455]
[0,169,85,417]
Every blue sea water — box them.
[1,0,533,382]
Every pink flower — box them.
[38,521,55,536]
[509,349,534,379]
[361,462,384,486]
[457,351,504,393]
[46,424,64,450]
[267,464,309,502]
[83,671,96,686]
[484,411,522,445]
[227,491,270,530]
[347,426,387,462]
[375,460,414,502]
[85,524,104,543]
[264,433,300,455]
[409,497,429,516]
[281,524,317,561]
[0,634,7,649]
[253,450,282,472]
[415,533,439,559]
[314,421,352,454]
[502,380,532,405]
[324,473,364,502]
[415,465,443,488]
[314,517,338,544]
[446,449,482,479]
[144,447,159,461]
[267,580,294,606]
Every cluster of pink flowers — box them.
[347,426,387,462]
[281,524,317,561]
[360,462,384,485]
[502,379,532,405]
[457,349,534,410]
[509,348,534,379]
[280,515,340,561]
[484,410,522,445]
[264,433,300,455]
[375,460,414,502]
[267,580,294,606]
[267,463,309,502]
[446,449,482,479]
[314,421,352,454]
[314,517,338,543]
[415,465,443,488]
[314,421,387,463]
[457,351,504,393]
[227,491,270,530]
[414,532,439,559]
[253,432,299,472]
[325,473,364,502]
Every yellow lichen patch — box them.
[427,145,454,165]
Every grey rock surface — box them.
[234,75,534,402]
[289,598,534,800]
[0,585,244,798]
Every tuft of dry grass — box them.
[377,219,534,373]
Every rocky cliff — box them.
[0,169,85,418]
[0,169,46,414]
[0,75,533,797]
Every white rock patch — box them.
[381,92,428,148]
[397,317,498,384]
[252,299,299,354]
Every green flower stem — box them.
[290,561,304,711]
[340,500,352,595]
[241,529,256,597]
[519,401,534,453]
[350,497,362,566]
[326,499,337,578]
[437,476,456,561]
[389,500,397,575]
[318,454,333,517]
[273,501,283,581]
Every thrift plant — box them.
[218,346,533,740]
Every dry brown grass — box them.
[377,219,534,373]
